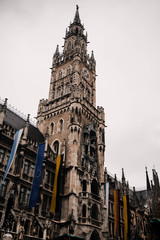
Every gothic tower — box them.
[37,6,106,240]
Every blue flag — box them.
[0,128,23,189]
[28,143,45,208]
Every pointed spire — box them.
[86,31,88,41]
[122,168,125,181]
[91,51,95,60]
[55,45,59,55]
[146,167,151,191]
[73,5,81,24]
[65,28,68,38]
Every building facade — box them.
[0,6,159,240]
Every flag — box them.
[50,155,61,213]
[0,128,23,188]
[123,194,130,240]
[104,182,109,224]
[28,143,45,208]
[114,189,120,238]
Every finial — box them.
[27,114,30,122]
[76,5,79,10]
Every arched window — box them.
[91,179,99,196]
[67,65,72,75]
[53,141,59,155]
[82,204,86,218]
[90,230,100,240]
[59,119,63,132]
[50,122,54,134]
[91,204,99,220]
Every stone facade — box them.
[37,6,106,240]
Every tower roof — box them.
[73,5,81,24]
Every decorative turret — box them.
[0,98,7,127]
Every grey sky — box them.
[0,0,160,188]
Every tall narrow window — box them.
[60,119,63,132]
[91,179,99,196]
[0,180,7,197]
[0,149,4,163]
[50,122,54,134]
[42,194,47,211]
[30,164,35,178]
[53,141,59,155]
[65,83,70,94]
[19,186,25,204]
[91,204,99,220]
[57,87,61,98]
[82,204,86,218]
[6,151,11,165]
[23,160,29,175]
[45,170,50,184]
[82,180,87,192]
[26,189,31,205]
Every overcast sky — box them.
[0,0,160,189]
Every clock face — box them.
[82,68,90,81]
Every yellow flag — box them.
[50,155,61,213]
[123,195,128,240]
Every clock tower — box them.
[37,6,106,240]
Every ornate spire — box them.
[73,5,81,24]
[122,168,125,182]
[145,167,151,191]
[54,45,59,55]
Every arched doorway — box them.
[90,230,100,240]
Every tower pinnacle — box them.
[73,5,81,24]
